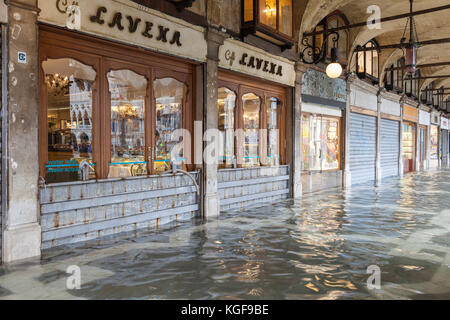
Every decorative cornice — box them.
[349,77,379,96]
[5,0,39,13]
[380,89,402,104]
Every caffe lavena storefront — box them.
[36,0,207,249]
[216,39,295,210]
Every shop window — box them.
[154,78,186,173]
[302,114,340,171]
[218,88,237,169]
[266,97,281,166]
[217,77,286,170]
[356,40,379,84]
[242,93,261,167]
[43,58,96,183]
[402,123,415,173]
[108,70,147,178]
[242,0,293,49]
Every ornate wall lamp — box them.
[300,31,343,79]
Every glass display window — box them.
[154,78,186,174]
[108,69,147,178]
[217,72,287,170]
[430,125,439,159]
[302,113,341,171]
[266,97,281,167]
[218,88,237,169]
[242,93,261,168]
[39,28,194,182]
[402,122,415,160]
[42,58,96,183]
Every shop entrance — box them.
[402,122,416,174]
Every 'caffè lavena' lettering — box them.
[90,7,182,47]
[239,53,283,77]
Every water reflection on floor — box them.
[1,169,449,300]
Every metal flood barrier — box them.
[39,172,201,250]
[218,166,290,211]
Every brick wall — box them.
[40,173,200,250]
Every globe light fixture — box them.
[326,47,343,79]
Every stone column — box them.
[202,29,225,218]
[2,0,41,263]
[375,90,382,185]
[399,96,405,177]
[291,64,305,198]
[342,74,355,189]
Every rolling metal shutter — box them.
[380,119,400,179]
[350,113,376,185]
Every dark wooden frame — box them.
[39,25,196,181]
[218,69,287,168]
[356,39,380,85]
[242,0,294,50]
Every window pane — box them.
[218,88,236,169]
[327,18,338,58]
[321,118,340,170]
[430,125,439,159]
[43,58,95,183]
[154,78,186,173]
[279,0,292,36]
[338,30,348,64]
[260,0,277,29]
[372,49,378,78]
[357,51,365,73]
[402,123,415,160]
[302,114,321,171]
[266,97,280,166]
[314,25,324,59]
[244,0,254,22]
[243,93,261,167]
[108,69,147,178]
[366,45,373,76]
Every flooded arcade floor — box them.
[1,169,449,300]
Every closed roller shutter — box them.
[350,113,376,185]
[380,119,400,179]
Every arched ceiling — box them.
[297,0,450,100]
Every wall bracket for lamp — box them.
[166,0,195,12]
[300,31,340,65]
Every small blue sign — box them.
[18,51,27,64]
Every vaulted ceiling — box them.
[297,0,450,100]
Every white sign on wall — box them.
[219,39,296,87]
[38,0,207,63]
[441,117,449,130]
[419,110,431,126]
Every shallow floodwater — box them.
[1,169,449,300]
